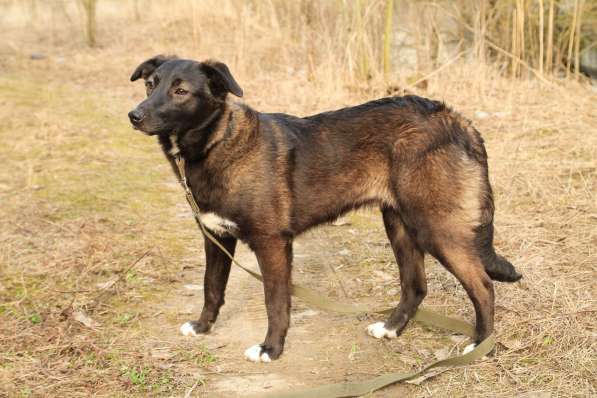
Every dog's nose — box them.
[128,109,144,125]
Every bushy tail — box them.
[476,223,522,283]
[484,253,522,282]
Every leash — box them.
[174,154,495,397]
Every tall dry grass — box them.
[2,0,595,83]
[81,0,98,47]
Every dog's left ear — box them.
[200,60,243,98]
[130,55,177,82]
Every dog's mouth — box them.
[130,122,152,135]
[130,120,169,136]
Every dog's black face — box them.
[128,55,243,136]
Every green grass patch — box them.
[115,312,137,326]
[0,72,193,259]
[121,365,149,386]
[176,345,217,368]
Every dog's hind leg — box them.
[367,208,427,339]
[433,241,495,351]
[244,236,292,363]
[180,232,236,336]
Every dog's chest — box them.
[169,135,181,156]
[169,136,239,237]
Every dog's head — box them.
[128,55,243,136]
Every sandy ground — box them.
[1,4,596,395]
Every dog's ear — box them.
[130,55,177,82]
[200,60,243,98]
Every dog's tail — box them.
[484,252,522,282]
[476,223,522,283]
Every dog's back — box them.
[261,95,520,283]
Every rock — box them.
[474,110,490,119]
[332,217,350,226]
[293,309,319,320]
[30,53,47,60]
[433,347,451,360]
[373,270,394,282]
[580,45,597,79]
[184,284,203,291]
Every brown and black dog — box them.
[128,55,521,363]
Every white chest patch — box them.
[169,134,238,236]
[198,212,239,237]
[169,135,180,156]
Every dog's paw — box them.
[462,343,477,355]
[244,344,271,363]
[461,342,489,360]
[367,321,397,339]
[180,321,199,336]
[179,321,209,336]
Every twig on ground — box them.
[89,249,152,308]
[327,263,350,299]
[184,378,204,398]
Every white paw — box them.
[179,321,198,337]
[244,344,271,363]
[367,321,397,339]
[463,343,477,355]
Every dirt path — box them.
[146,206,417,397]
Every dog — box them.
[128,55,521,363]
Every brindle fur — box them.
[129,55,521,361]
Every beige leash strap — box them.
[175,155,495,397]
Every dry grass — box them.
[1,1,596,397]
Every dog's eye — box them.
[145,81,154,89]
[174,88,188,95]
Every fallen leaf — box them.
[151,348,175,360]
[184,284,203,291]
[332,218,350,226]
[96,278,117,290]
[433,347,451,360]
[395,354,418,366]
[449,334,468,344]
[73,310,99,329]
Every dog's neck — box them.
[159,98,258,172]
[163,106,224,161]
[167,108,221,157]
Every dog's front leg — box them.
[244,236,292,363]
[180,231,236,336]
